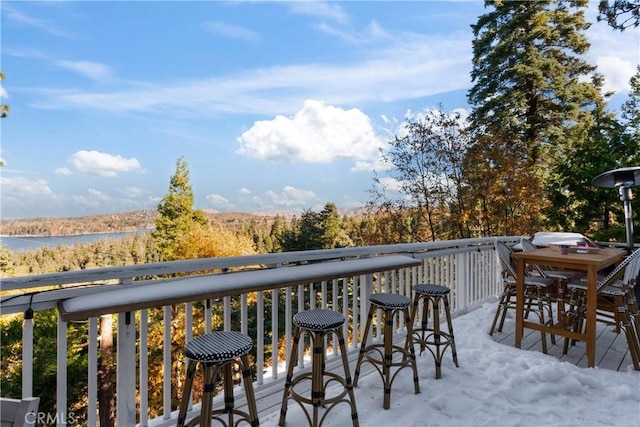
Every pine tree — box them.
[622,65,640,142]
[152,157,208,261]
[466,0,606,233]
[598,0,640,30]
[320,202,353,249]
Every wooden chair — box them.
[564,248,640,370]
[520,238,576,319]
[489,241,556,353]
[0,397,40,427]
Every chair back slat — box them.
[495,241,517,278]
[597,248,640,292]
[519,238,548,278]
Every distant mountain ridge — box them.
[0,210,265,236]
[0,207,369,236]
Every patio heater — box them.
[592,166,640,255]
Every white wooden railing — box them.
[0,237,521,426]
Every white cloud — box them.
[584,12,639,95]
[54,167,72,176]
[265,186,317,207]
[2,4,73,38]
[286,1,349,23]
[118,186,143,198]
[596,56,637,94]
[0,176,61,217]
[71,189,111,209]
[237,100,383,164]
[376,176,403,193]
[239,188,252,195]
[352,157,389,173]
[69,150,142,177]
[206,193,233,209]
[34,30,472,117]
[1,176,55,198]
[203,21,260,42]
[56,60,111,81]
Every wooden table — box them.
[512,246,625,367]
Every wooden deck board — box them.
[488,314,633,370]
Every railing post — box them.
[456,251,469,311]
[359,273,373,347]
[22,311,33,398]
[56,312,67,427]
[88,317,98,427]
[117,278,137,426]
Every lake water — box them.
[0,231,146,252]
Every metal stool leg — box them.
[177,360,197,427]
[311,330,323,427]
[382,308,393,409]
[442,295,459,369]
[335,328,359,427]
[240,354,260,427]
[199,364,216,427]
[278,326,301,426]
[353,304,374,387]
[402,306,420,394]
[223,362,235,427]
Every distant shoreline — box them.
[0,228,153,238]
[1,231,151,252]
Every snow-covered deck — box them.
[158,303,640,427]
[2,237,638,426]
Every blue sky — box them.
[1,1,638,219]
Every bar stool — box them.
[411,284,459,379]
[177,331,259,427]
[353,293,420,409]
[278,309,358,427]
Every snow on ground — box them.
[260,302,640,427]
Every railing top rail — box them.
[1,237,518,292]
[58,255,422,321]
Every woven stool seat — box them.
[185,331,252,362]
[279,309,358,427]
[354,293,419,410]
[414,284,450,297]
[411,284,459,379]
[293,309,345,331]
[369,293,411,309]
[177,332,259,427]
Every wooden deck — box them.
[488,310,636,372]
[162,305,637,427]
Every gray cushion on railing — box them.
[369,293,411,309]
[293,309,345,331]
[185,331,252,363]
